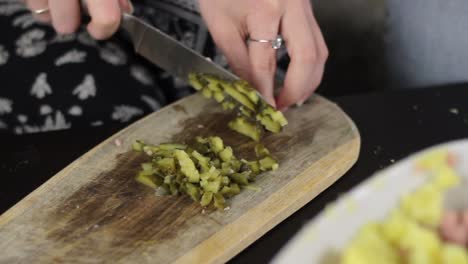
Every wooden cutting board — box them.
[0,93,360,264]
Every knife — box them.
[120,13,239,84]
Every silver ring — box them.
[33,7,50,15]
[248,35,284,50]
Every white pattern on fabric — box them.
[41,111,71,131]
[31,73,52,99]
[0,97,13,114]
[73,74,96,100]
[68,105,83,116]
[141,95,161,111]
[16,29,47,58]
[77,31,97,47]
[99,42,127,65]
[0,45,9,65]
[12,13,36,29]
[39,104,53,115]
[91,120,103,127]
[130,65,155,86]
[0,2,27,16]
[50,33,76,44]
[17,114,27,123]
[111,105,143,122]
[55,49,87,66]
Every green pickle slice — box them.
[188,73,288,141]
[133,137,279,210]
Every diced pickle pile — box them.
[188,73,288,141]
[133,137,278,210]
[341,150,468,264]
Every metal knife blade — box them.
[121,14,238,83]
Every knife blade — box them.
[121,14,238,84]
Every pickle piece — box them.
[136,171,159,189]
[220,81,256,111]
[201,88,213,99]
[202,180,221,193]
[159,143,187,151]
[174,150,200,183]
[230,171,251,186]
[132,140,145,152]
[214,193,226,210]
[188,72,206,91]
[156,158,176,172]
[233,80,259,104]
[209,136,224,153]
[213,91,225,103]
[228,117,262,142]
[141,162,153,172]
[221,183,241,197]
[186,183,201,202]
[219,146,233,162]
[257,115,282,133]
[191,150,210,173]
[259,156,279,171]
[200,191,214,207]
[222,101,236,110]
[255,144,271,158]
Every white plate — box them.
[272,139,468,264]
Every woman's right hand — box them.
[25,0,133,39]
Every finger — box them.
[86,0,121,40]
[246,4,282,106]
[25,0,51,23]
[210,23,251,82]
[276,1,327,110]
[118,0,133,14]
[49,0,80,34]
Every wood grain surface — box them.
[0,93,360,264]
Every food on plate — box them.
[341,150,468,264]
[132,137,278,210]
[188,73,288,141]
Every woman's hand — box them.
[25,0,133,39]
[199,0,328,110]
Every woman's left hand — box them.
[198,0,328,110]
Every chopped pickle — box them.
[259,156,279,171]
[188,73,288,140]
[174,150,200,183]
[221,81,256,111]
[132,140,145,152]
[231,171,251,185]
[209,136,224,153]
[257,115,282,133]
[156,158,176,172]
[186,183,201,202]
[201,88,213,99]
[228,117,262,142]
[219,146,233,162]
[188,73,206,91]
[214,91,225,103]
[200,191,214,207]
[213,193,226,210]
[255,144,271,157]
[233,80,259,104]
[158,143,187,150]
[133,137,279,210]
[136,171,158,189]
